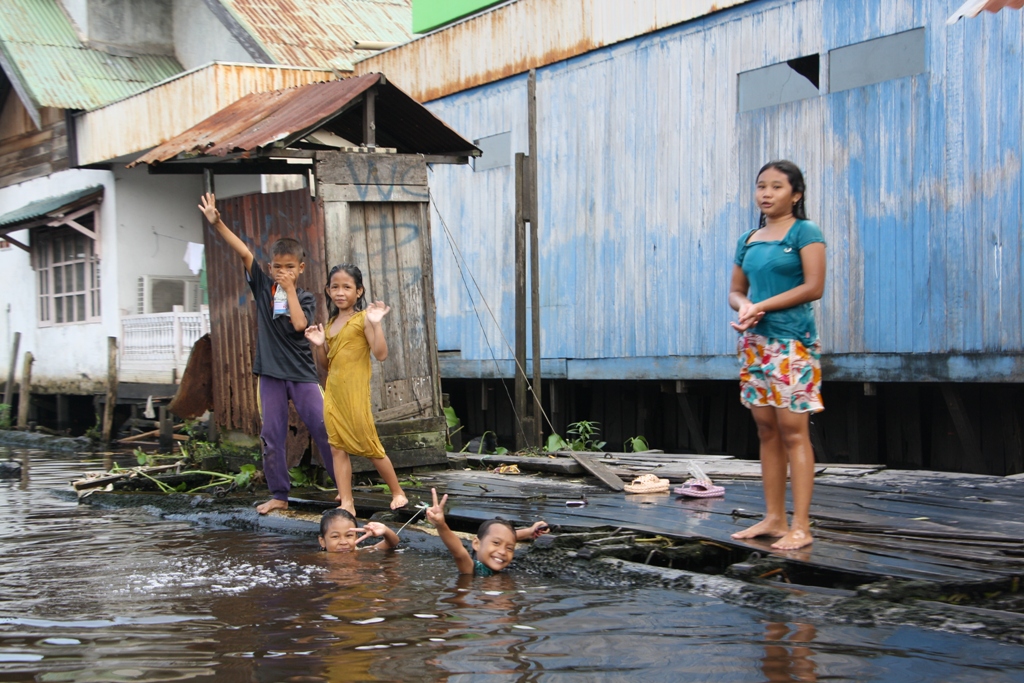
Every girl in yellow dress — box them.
[305,264,408,515]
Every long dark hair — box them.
[757,160,808,227]
[325,263,366,318]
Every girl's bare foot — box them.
[334,492,356,516]
[771,528,813,550]
[390,493,408,510]
[256,498,288,515]
[731,518,790,540]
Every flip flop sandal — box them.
[624,473,670,494]
[674,478,725,498]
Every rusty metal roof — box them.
[218,0,412,70]
[132,73,478,167]
[0,0,182,110]
[948,0,1024,22]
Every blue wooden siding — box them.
[425,0,1024,380]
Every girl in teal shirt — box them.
[728,160,826,551]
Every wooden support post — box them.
[4,331,20,407]
[941,384,981,465]
[363,89,377,147]
[527,69,543,448]
[207,411,219,443]
[158,406,173,450]
[101,337,118,442]
[16,352,32,429]
[203,168,215,195]
[514,152,529,450]
[56,394,69,432]
[675,381,707,455]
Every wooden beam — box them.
[527,68,542,448]
[363,87,376,147]
[2,234,29,252]
[3,331,19,406]
[941,384,982,464]
[513,152,529,450]
[676,384,707,454]
[16,351,32,428]
[101,337,118,442]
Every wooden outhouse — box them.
[132,73,479,472]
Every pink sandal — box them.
[674,478,725,498]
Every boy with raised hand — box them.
[198,192,339,515]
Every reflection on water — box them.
[3,450,1024,682]
[762,622,817,682]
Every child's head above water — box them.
[326,263,366,316]
[472,518,518,573]
[318,508,360,553]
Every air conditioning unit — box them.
[137,276,202,314]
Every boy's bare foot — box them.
[731,518,790,540]
[771,528,813,550]
[390,493,408,510]
[256,498,288,515]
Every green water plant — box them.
[624,435,649,453]
[0,403,10,430]
[566,420,606,451]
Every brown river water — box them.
[3,449,1024,682]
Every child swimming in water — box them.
[425,488,548,576]
[318,508,399,553]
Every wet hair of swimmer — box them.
[319,507,358,538]
[476,518,516,540]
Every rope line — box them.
[427,185,557,441]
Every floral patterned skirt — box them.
[737,332,824,414]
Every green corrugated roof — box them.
[0,0,182,110]
[0,185,103,228]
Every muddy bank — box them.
[71,487,1024,645]
[0,429,93,452]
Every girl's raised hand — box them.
[425,487,448,528]
[198,192,220,224]
[365,300,391,324]
[354,521,387,545]
[304,323,326,347]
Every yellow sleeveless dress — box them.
[324,310,386,458]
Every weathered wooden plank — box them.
[378,429,445,453]
[320,184,429,203]
[316,153,428,186]
[568,452,625,491]
[375,416,445,437]
[463,453,583,475]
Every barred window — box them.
[35,221,100,326]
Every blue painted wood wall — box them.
[424,0,1024,382]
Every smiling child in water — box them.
[318,508,399,553]
[425,488,548,576]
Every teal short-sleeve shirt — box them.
[733,220,825,342]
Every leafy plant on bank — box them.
[443,405,465,452]
[624,435,649,453]
[543,420,607,452]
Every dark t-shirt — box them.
[246,259,318,383]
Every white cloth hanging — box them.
[183,242,205,275]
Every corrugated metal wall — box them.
[207,189,327,464]
[425,0,1024,378]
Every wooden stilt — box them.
[101,337,118,442]
[3,331,20,407]
[16,351,33,429]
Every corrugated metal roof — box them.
[76,63,333,166]
[218,0,412,70]
[0,185,103,229]
[0,0,182,110]
[948,0,1024,22]
[354,0,756,102]
[133,74,478,166]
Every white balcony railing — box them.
[121,305,210,383]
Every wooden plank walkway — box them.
[386,466,1024,585]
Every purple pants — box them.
[258,376,336,501]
